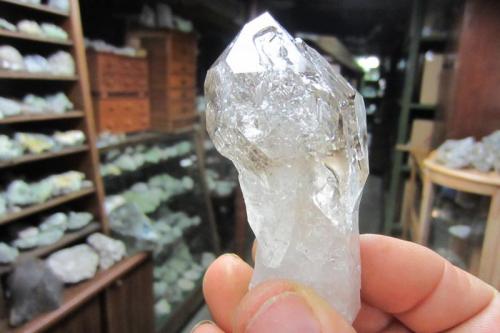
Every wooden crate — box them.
[87,51,149,97]
[129,31,198,132]
[94,97,150,133]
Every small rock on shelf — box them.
[46,244,99,283]
[87,233,126,270]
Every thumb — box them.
[233,280,356,333]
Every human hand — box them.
[193,234,499,333]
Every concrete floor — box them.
[180,175,384,332]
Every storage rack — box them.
[384,0,450,234]
[97,128,220,333]
[0,0,106,330]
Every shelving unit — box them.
[0,0,108,330]
[0,0,69,17]
[0,29,73,45]
[0,111,84,124]
[384,0,450,234]
[0,71,78,80]
[98,129,220,333]
[0,145,88,168]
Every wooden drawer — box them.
[94,97,150,133]
[168,60,196,74]
[167,74,195,88]
[167,88,196,102]
[87,51,149,96]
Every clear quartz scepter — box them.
[204,12,369,323]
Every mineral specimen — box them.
[39,212,68,232]
[23,54,49,73]
[47,51,75,75]
[14,132,55,154]
[0,45,24,71]
[53,130,85,147]
[0,242,19,264]
[205,13,368,322]
[0,97,22,117]
[6,180,34,206]
[47,170,86,196]
[37,229,64,246]
[67,211,93,230]
[436,130,500,172]
[86,233,126,270]
[45,92,73,113]
[0,135,23,160]
[17,20,43,36]
[23,94,48,113]
[40,23,68,40]
[0,18,17,32]
[8,259,63,326]
[46,244,99,283]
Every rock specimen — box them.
[67,211,93,230]
[8,259,63,326]
[0,96,22,117]
[53,130,85,147]
[47,51,74,75]
[40,23,68,40]
[205,13,368,322]
[17,20,43,36]
[0,135,23,160]
[87,233,126,270]
[36,229,64,246]
[14,132,55,154]
[47,170,86,196]
[436,130,500,172]
[46,244,99,283]
[39,212,68,232]
[0,45,24,71]
[0,242,18,264]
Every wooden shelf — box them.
[0,71,78,80]
[0,145,88,169]
[0,29,72,46]
[10,253,149,333]
[0,111,84,124]
[0,187,95,225]
[0,0,69,17]
[98,129,193,153]
[0,222,100,275]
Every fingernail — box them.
[223,253,241,260]
[246,292,321,333]
[191,320,214,333]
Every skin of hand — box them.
[192,234,499,333]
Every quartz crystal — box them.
[205,13,368,322]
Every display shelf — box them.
[0,29,73,46]
[0,71,78,80]
[157,283,203,333]
[98,128,193,153]
[0,145,88,169]
[0,0,69,17]
[0,222,100,275]
[0,111,84,124]
[7,252,149,333]
[0,187,95,226]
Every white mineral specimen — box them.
[205,13,368,322]
[46,244,99,283]
[87,233,126,270]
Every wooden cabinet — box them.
[104,258,154,333]
[128,30,198,132]
[10,253,154,333]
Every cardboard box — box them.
[420,52,444,105]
